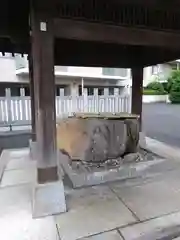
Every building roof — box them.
[1,1,180,67]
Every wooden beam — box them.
[54,19,180,49]
[54,39,180,68]
[108,0,180,9]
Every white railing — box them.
[0,95,131,127]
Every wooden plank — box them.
[54,19,180,49]
[113,0,180,10]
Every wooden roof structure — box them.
[1,0,180,67]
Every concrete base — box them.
[59,151,168,188]
[139,132,146,149]
[32,180,66,218]
[29,140,37,160]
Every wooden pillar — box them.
[29,53,36,141]
[30,3,66,218]
[31,12,58,184]
[131,67,143,128]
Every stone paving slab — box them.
[0,168,36,187]
[0,183,59,240]
[6,154,36,171]
[0,209,59,240]
[2,147,180,239]
[110,172,180,221]
[0,148,36,187]
[8,148,30,159]
[0,150,10,181]
[80,230,123,239]
[120,212,180,240]
[0,184,31,216]
[56,185,136,240]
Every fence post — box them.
[114,88,119,95]
[71,83,78,113]
[128,94,132,113]
[5,88,12,131]
[104,88,109,96]
[59,89,64,116]
[93,88,98,113]
[114,88,119,113]
[20,88,26,122]
[83,88,88,113]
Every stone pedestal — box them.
[32,180,66,218]
[29,140,38,160]
[139,132,146,149]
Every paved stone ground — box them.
[143,103,180,148]
[1,145,180,239]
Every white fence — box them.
[0,95,131,127]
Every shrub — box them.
[169,92,180,103]
[167,70,180,93]
[145,81,166,95]
[143,89,167,95]
[146,81,165,93]
[169,78,180,103]
[162,82,168,92]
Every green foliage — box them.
[143,89,167,95]
[162,82,168,92]
[169,92,180,104]
[167,70,180,93]
[169,77,180,103]
[144,81,166,95]
[146,81,165,93]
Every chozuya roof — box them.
[1,0,180,67]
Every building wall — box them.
[1,54,175,89]
[143,67,153,87]
[0,55,128,97]
[158,63,172,80]
[0,55,18,83]
[67,67,102,76]
[5,54,174,96]
[143,64,172,87]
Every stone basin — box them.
[57,113,140,163]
